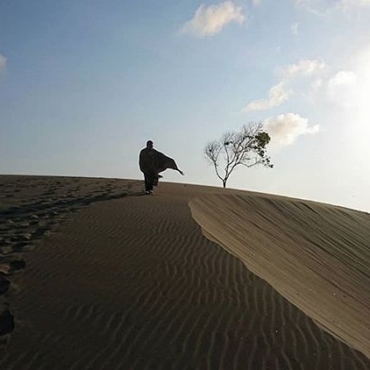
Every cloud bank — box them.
[264,113,320,146]
[328,70,357,97]
[244,59,325,112]
[180,1,245,37]
[244,82,290,112]
[281,59,326,77]
[325,46,370,123]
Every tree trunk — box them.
[222,179,227,188]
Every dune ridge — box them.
[189,193,370,359]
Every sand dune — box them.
[0,175,133,351]
[189,193,370,360]
[1,176,369,369]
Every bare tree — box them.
[205,122,273,188]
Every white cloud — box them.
[291,22,299,35]
[244,59,325,112]
[264,113,320,146]
[0,54,6,70]
[325,48,370,119]
[252,0,261,6]
[282,59,326,77]
[317,46,370,165]
[326,71,358,108]
[180,1,245,37]
[328,71,357,91]
[244,82,290,111]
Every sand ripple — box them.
[1,179,369,369]
[190,193,370,361]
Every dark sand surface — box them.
[0,175,369,369]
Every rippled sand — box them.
[1,175,369,369]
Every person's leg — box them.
[152,175,158,187]
[147,173,154,191]
[144,173,151,192]
[152,171,161,189]
[144,172,155,193]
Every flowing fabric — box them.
[139,148,181,180]
[155,151,181,173]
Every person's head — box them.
[146,140,153,149]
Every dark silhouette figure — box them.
[139,140,183,194]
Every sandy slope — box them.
[0,176,369,369]
[190,193,370,360]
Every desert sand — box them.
[0,175,369,369]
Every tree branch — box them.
[204,122,273,187]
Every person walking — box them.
[139,140,183,194]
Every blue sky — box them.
[1,0,370,211]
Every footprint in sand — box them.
[0,307,14,338]
[0,257,26,275]
[0,275,10,296]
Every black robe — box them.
[139,148,181,185]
